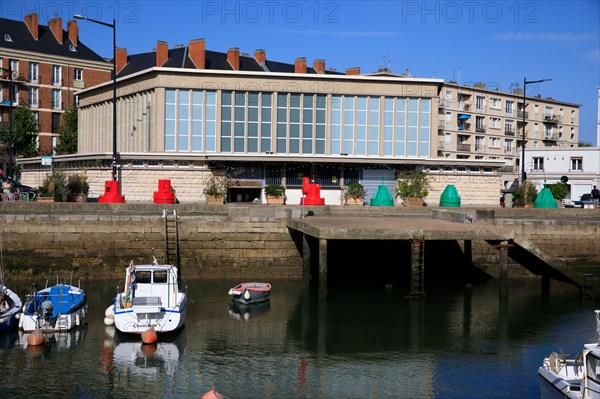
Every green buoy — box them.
[439,184,461,207]
[534,187,558,208]
[369,184,394,206]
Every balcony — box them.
[504,147,513,154]
[457,144,471,152]
[504,129,515,136]
[544,114,560,124]
[475,126,486,133]
[517,111,528,119]
[543,134,559,141]
[437,142,452,151]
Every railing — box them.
[544,114,560,123]
[476,126,486,133]
[504,147,513,154]
[457,144,470,152]
[543,134,559,141]
[517,111,528,119]
[504,129,515,136]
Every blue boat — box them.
[228,282,271,305]
[20,282,88,332]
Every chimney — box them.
[313,59,326,74]
[295,57,307,74]
[254,49,266,64]
[227,47,240,71]
[116,47,128,73]
[188,38,205,69]
[67,20,78,46]
[25,13,38,40]
[156,40,168,67]
[48,17,63,44]
[346,67,360,75]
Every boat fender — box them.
[104,305,114,317]
[104,316,115,326]
[244,290,251,301]
[18,314,24,328]
[76,313,80,326]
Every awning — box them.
[457,114,471,119]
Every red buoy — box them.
[201,386,224,399]
[27,330,45,346]
[141,325,158,344]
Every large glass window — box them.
[52,89,61,109]
[191,90,203,151]
[331,95,342,154]
[383,97,393,156]
[419,98,430,157]
[395,98,406,156]
[29,62,38,82]
[165,89,176,151]
[355,96,367,155]
[315,95,326,154]
[52,65,61,86]
[260,93,272,152]
[407,98,419,156]
[368,97,379,156]
[178,90,189,151]
[276,93,287,153]
[343,96,354,154]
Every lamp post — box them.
[521,77,551,183]
[74,15,118,182]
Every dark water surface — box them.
[0,277,597,399]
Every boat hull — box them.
[0,286,22,333]
[228,282,271,305]
[112,298,187,334]
[538,367,581,399]
[20,284,87,333]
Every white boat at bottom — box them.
[105,259,187,335]
[538,310,600,399]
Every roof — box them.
[116,45,345,78]
[0,17,108,63]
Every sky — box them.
[2,0,599,145]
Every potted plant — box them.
[513,180,538,207]
[66,173,89,202]
[344,182,366,205]
[264,183,285,205]
[37,172,68,202]
[203,176,226,204]
[395,170,430,206]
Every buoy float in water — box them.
[27,330,45,346]
[104,305,115,326]
[201,385,224,399]
[141,343,158,356]
[141,325,158,344]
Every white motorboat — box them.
[538,310,600,398]
[105,258,187,335]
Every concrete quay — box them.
[0,203,598,294]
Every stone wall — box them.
[0,203,597,283]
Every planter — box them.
[345,197,364,206]
[67,194,88,203]
[37,196,55,203]
[406,197,424,207]
[205,195,224,204]
[266,195,285,205]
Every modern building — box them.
[0,13,112,167]
[16,36,582,205]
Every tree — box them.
[55,107,78,154]
[0,104,38,164]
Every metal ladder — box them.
[408,237,425,299]
[162,209,180,268]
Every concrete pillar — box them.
[499,240,509,298]
[302,234,311,287]
[464,239,473,283]
[319,238,328,298]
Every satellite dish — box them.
[560,175,569,183]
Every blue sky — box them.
[3,0,599,145]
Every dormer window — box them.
[69,45,77,52]
[4,34,12,42]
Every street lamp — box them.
[521,77,551,183]
[74,14,118,182]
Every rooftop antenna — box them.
[380,53,391,72]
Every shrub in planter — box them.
[514,180,538,205]
[264,184,285,198]
[344,182,366,204]
[396,170,430,203]
[38,172,68,201]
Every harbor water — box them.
[0,276,597,398]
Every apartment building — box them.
[437,82,580,175]
[0,13,112,167]
[18,37,581,205]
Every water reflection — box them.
[228,300,271,321]
[0,278,596,399]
